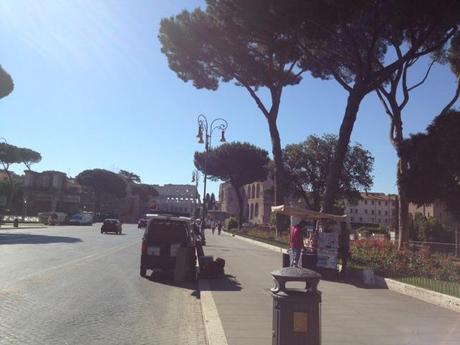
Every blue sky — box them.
[0,0,458,199]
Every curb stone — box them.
[375,275,460,313]
[198,279,229,345]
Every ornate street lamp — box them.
[196,114,228,226]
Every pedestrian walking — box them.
[289,219,307,267]
[217,221,222,235]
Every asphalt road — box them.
[0,224,205,345]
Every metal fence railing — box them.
[409,240,458,257]
[397,276,460,298]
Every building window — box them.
[355,209,358,214]
[378,210,381,215]
[385,211,388,216]
[359,217,363,222]
[385,201,388,206]
[371,210,374,215]
[250,203,254,219]
[364,200,367,205]
[255,203,259,217]
[252,185,256,198]
[378,201,381,206]
[378,219,381,223]
[371,201,374,205]
[351,217,354,222]
[364,209,368,214]
[256,184,260,198]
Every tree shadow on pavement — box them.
[0,233,82,245]
[318,268,387,290]
[205,274,242,292]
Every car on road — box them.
[140,214,196,278]
[101,219,122,235]
[69,212,94,225]
[137,218,147,229]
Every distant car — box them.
[101,219,122,235]
[140,214,196,279]
[69,212,94,225]
[138,218,147,229]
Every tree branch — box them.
[439,76,460,116]
[408,59,436,92]
[376,88,394,120]
[235,76,270,118]
[332,72,353,92]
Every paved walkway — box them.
[203,231,460,345]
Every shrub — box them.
[225,217,239,230]
[350,239,460,282]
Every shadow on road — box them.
[0,233,82,245]
[146,270,198,292]
[206,274,242,292]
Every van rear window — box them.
[147,221,188,243]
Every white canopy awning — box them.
[271,205,347,221]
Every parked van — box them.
[140,214,196,279]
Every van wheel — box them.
[140,267,147,277]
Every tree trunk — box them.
[3,169,14,212]
[231,183,244,229]
[323,88,364,212]
[397,158,410,249]
[267,116,286,236]
[393,122,409,248]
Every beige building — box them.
[219,178,274,225]
[408,200,458,229]
[245,179,273,225]
[344,193,398,229]
[218,182,240,217]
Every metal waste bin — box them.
[271,267,322,345]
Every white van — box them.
[69,212,94,225]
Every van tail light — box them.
[141,240,147,254]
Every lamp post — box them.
[191,170,200,219]
[196,114,228,227]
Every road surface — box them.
[0,224,205,345]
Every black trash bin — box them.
[271,267,322,345]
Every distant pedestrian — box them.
[217,221,222,235]
[289,220,307,267]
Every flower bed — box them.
[350,240,460,282]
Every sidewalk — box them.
[202,231,460,345]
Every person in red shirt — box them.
[289,220,307,267]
